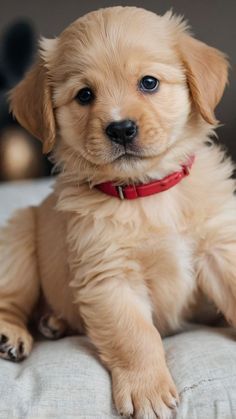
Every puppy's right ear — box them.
[9,57,56,154]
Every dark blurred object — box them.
[2,21,35,86]
[0,20,53,181]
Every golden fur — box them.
[0,6,234,418]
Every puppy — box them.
[0,6,233,419]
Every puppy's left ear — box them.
[9,54,56,154]
[179,34,229,124]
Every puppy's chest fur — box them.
[41,182,198,334]
[63,183,193,282]
[38,147,234,334]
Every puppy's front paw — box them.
[112,364,178,419]
[0,320,33,362]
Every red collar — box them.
[95,156,195,200]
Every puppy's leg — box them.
[0,208,39,361]
[78,278,178,419]
[197,220,236,326]
[139,233,195,336]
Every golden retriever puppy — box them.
[0,6,233,418]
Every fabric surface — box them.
[0,179,236,419]
[0,178,54,226]
[0,328,236,419]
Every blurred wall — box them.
[1,0,236,158]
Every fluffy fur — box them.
[0,6,234,418]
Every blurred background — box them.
[0,0,235,182]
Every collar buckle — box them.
[182,164,190,176]
[116,185,125,200]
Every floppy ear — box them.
[9,58,56,153]
[179,34,229,124]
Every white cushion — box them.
[0,180,235,418]
[0,329,235,418]
[0,336,118,419]
[165,326,236,419]
[0,178,54,226]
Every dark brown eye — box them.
[139,76,159,92]
[75,87,94,105]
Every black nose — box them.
[105,119,138,145]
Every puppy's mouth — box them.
[83,141,160,167]
[111,144,147,163]
[115,151,145,162]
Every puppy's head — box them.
[10,7,228,183]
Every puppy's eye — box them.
[139,76,159,93]
[75,87,94,105]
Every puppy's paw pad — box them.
[38,314,67,339]
[0,322,33,362]
[0,334,8,344]
[0,338,30,362]
[7,346,20,361]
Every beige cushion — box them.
[165,326,236,419]
[0,328,236,418]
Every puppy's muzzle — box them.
[105,119,138,146]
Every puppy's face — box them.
[52,9,189,174]
[10,7,228,183]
